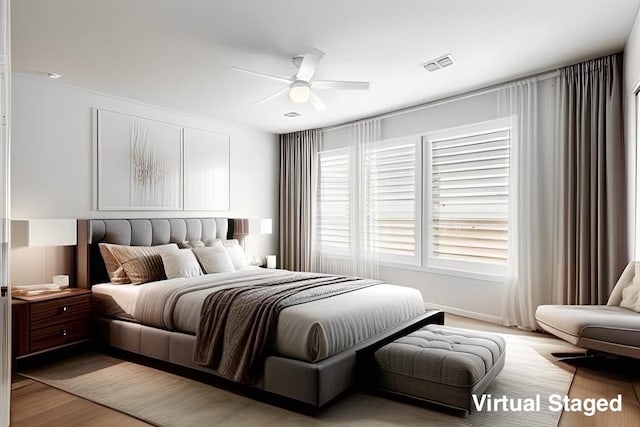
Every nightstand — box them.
[12,288,91,364]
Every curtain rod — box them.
[321,69,558,133]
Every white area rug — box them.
[22,329,575,426]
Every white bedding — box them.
[92,269,425,362]
[92,283,140,319]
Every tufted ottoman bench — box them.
[372,324,506,413]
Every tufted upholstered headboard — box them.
[77,218,230,288]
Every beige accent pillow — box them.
[161,249,203,279]
[222,239,249,270]
[108,244,179,285]
[98,243,131,284]
[192,246,236,274]
[621,264,640,312]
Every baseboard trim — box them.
[424,302,503,325]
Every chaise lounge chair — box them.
[535,261,640,359]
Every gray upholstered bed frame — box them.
[77,218,442,408]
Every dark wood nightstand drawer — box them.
[30,294,91,328]
[12,288,92,362]
[30,319,91,353]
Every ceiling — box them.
[12,0,640,134]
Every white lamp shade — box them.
[256,218,272,234]
[12,219,77,247]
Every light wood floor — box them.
[10,314,640,427]
[10,377,149,427]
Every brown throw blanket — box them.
[193,273,380,383]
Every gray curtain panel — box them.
[279,129,320,271]
[556,53,627,304]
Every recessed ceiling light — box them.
[421,54,455,72]
[47,73,62,79]
[284,112,301,118]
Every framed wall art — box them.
[96,109,183,211]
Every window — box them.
[364,139,420,263]
[424,119,511,276]
[317,119,510,277]
[316,138,420,264]
[316,148,351,253]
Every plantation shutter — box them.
[365,141,417,260]
[317,148,351,251]
[429,128,510,264]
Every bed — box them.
[78,218,443,408]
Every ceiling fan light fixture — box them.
[232,48,370,111]
[289,80,311,103]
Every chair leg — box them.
[551,349,603,362]
[551,352,589,361]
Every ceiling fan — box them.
[232,48,370,112]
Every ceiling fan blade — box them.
[310,92,327,112]
[312,80,370,90]
[254,86,289,105]
[295,48,325,82]
[232,67,291,84]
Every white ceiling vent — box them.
[284,112,301,118]
[422,54,455,72]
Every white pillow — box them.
[620,265,640,312]
[178,239,223,249]
[161,249,203,279]
[192,246,236,274]
[208,239,223,248]
[223,239,250,270]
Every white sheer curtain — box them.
[499,78,556,329]
[314,118,381,278]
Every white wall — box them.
[322,79,556,321]
[380,91,499,140]
[626,8,640,258]
[11,74,279,283]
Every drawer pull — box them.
[62,306,68,313]
[62,329,67,336]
